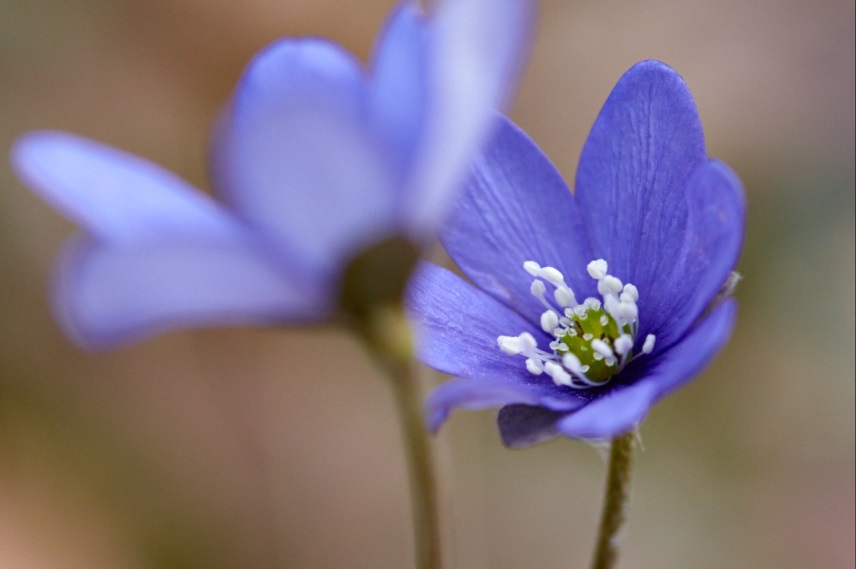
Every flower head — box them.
[408,61,746,445]
[10,0,533,348]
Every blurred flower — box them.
[10,0,533,348]
[408,61,746,445]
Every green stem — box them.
[590,431,637,569]
[364,308,442,569]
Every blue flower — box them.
[10,0,533,349]
[408,61,746,445]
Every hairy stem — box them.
[590,431,637,569]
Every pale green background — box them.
[0,0,853,567]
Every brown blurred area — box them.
[0,0,853,568]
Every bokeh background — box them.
[0,0,853,567]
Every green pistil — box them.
[561,307,631,383]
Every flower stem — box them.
[363,307,442,569]
[590,430,637,569]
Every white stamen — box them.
[540,266,565,286]
[523,261,542,276]
[616,301,638,322]
[544,361,572,387]
[541,310,560,333]
[614,334,633,355]
[562,353,583,373]
[622,283,639,302]
[530,279,546,299]
[598,275,623,296]
[499,258,649,391]
[498,335,523,355]
[525,358,543,375]
[554,287,577,308]
[587,259,608,280]
[518,332,537,352]
[642,334,656,354]
[591,339,615,359]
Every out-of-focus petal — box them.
[213,39,398,273]
[641,160,746,350]
[556,299,737,440]
[441,116,596,319]
[401,0,535,232]
[575,61,706,295]
[11,132,240,244]
[369,2,428,180]
[55,237,329,349]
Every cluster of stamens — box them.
[497,259,655,389]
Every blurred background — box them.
[0,0,853,567]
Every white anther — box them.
[599,315,609,326]
[498,335,523,355]
[591,339,615,358]
[525,358,544,375]
[614,334,633,355]
[540,266,565,286]
[544,361,572,387]
[598,275,623,296]
[523,261,542,276]
[573,305,587,317]
[541,310,560,333]
[518,332,538,352]
[561,353,584,374]
[554,287,577,308]
[604,356,617,367]
[603,295,620,317]
[622,283,639,302]
[616,301,638,322]
[642,334,656,354]
[584,298,601,311]
[587,259,608,280]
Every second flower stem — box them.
[590,430,637,569]
[364,307,442,569]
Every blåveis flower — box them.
[408,61,745,445]
[10,0,532,348]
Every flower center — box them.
[497,259,656,389]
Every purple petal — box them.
[575,61,706,296]
[408,262,585,432]
[369,2,428,179]
[424,378,583,435]
[641,159,745,350]
[555,299,737,440]
[407,262,543,378]
[11,132,240,244]
[400,0,535,233]
[55,237,329,349]
[440,116,596,319]
[212,39,398,274]
[497,405,568,448]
